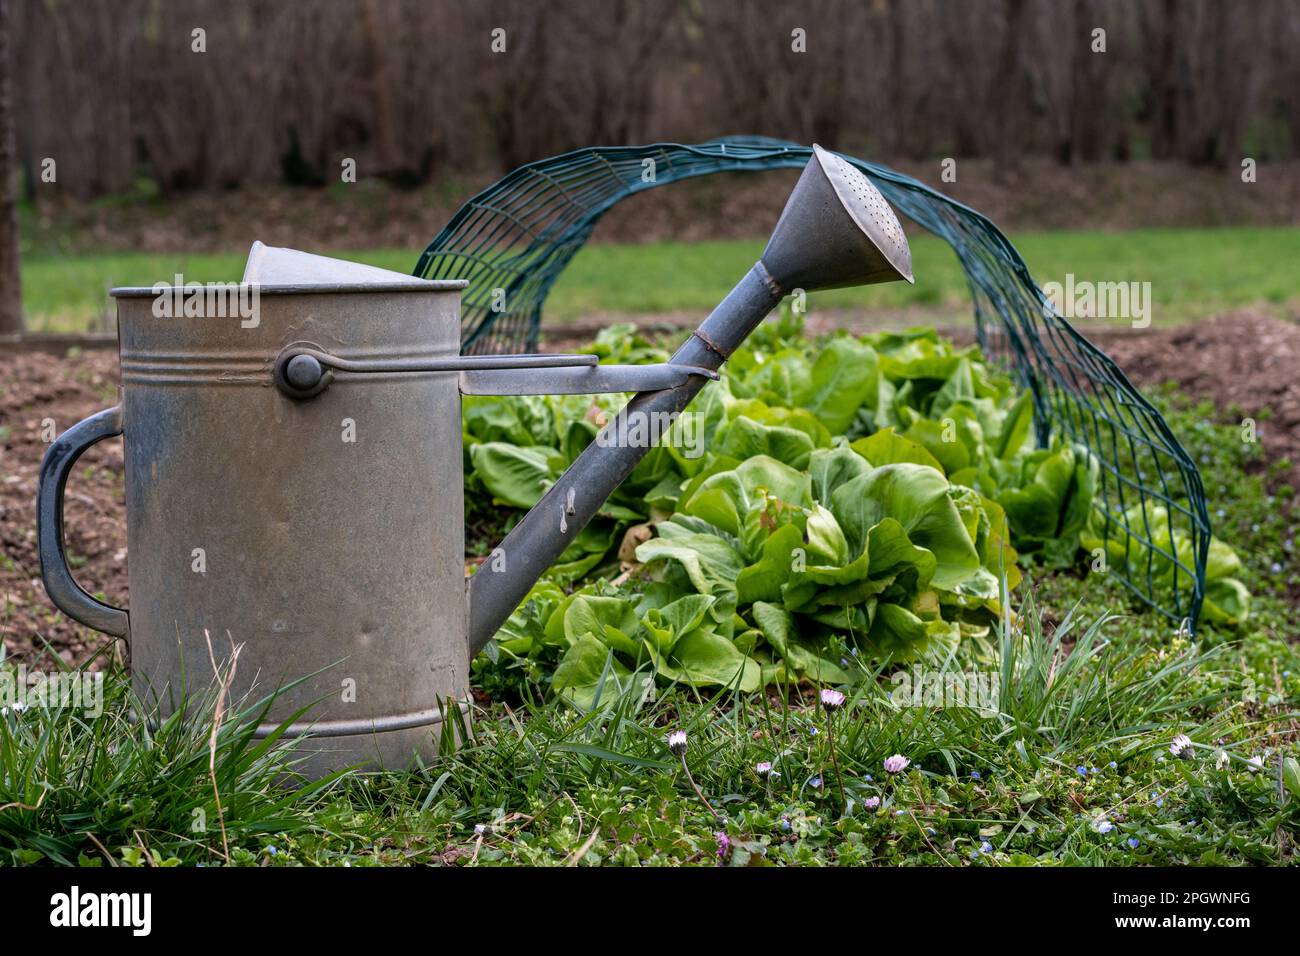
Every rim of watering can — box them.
[109,279,469,298]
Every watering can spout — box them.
[467,145,916,654]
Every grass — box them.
[2,397,1297,867]
[0,661,339,866]
[548,226,1300,324]
[16,226,1300,332]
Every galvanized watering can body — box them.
[45,272,475,773]
[37,146,915,777]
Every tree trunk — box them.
[360,0,398,176]
[1069,0,1107,163]
[1146,0,1180,160]
[991,0,1029,176]
[0,0,23,335]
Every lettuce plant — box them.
[464,319,1249,700]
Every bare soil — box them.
[1099,309,1300,492]
[3,308,1298,665]
[1,349,125,667]
[25,159,1300,257]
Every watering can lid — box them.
[110,242,467,297]
[241,241,466,289]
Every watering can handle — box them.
[36,405,130,638]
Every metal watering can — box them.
[37,146,914,776]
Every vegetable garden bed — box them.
[466,317,1249,705]
[1,311,1297,867]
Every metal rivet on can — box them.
[285,354,324,390]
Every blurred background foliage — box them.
[10,0,1300,201]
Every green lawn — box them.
[17,227,1300,332]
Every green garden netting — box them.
[413,136,1211,630]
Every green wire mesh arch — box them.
[414,136,1210,629]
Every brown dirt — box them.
[1,349,126,667]
[25,158,1300,257]
[1097,309,1300,491]
[4,307,1298,665]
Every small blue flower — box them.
[1127,838,1140,849]
[1271,562,1284,574]
[863,774,873,782]
[979,841,992,854]
[267,845,278,856]
[1108,761,1117,769]
[927,827,936,835]
[1076,765,1088,776]
[810,776,823,789]
[780,818,792,832]
[1097,821,1114,834]
[971,771,981,779]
